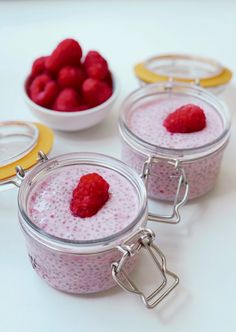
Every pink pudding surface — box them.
[23,164,140,294]
[127,95,224,149]
[28,164,139,241]
[121,94,226,201]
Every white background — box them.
[1,1,236,331]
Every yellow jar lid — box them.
[134,54,233,88]
[0,121,54,181]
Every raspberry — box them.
[104,70,113,87]
[76,105,89,111]
[25,74,35,95]
[53,88,83,112]
[84,51,104,66]
[46,39,82,72]
[84,51,108,80]
[58,66,85,89]
[163,104,206,133]
[82,78,112,107]
[31,56,48,77]
[29,74,58,107]
[70,173,110,218]
[86,63,108,80]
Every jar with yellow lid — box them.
[119,82,231,224]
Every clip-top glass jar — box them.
[134,54,233,95]
[0,122,179,309]
[119,82,231,224]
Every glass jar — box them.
[119,82,231,223]
[134,54,233,95]
[1,143,179,309]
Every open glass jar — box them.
[0,122,179,309]
[119,82,231,223]
[134,54,233,95]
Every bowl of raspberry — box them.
[24,38,119,131]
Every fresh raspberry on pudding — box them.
[70,173,110,218]
[163,104,206,133]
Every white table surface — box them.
[1,1,236,331]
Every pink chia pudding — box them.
[127,97,223,149]
[120,84,230,201]
[28,165,139,241]
[20,160,145,294]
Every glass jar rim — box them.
[18,152,148,254]
[119,82,231,161]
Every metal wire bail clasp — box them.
[111,228,179,309]
[141,156,189,224]
[0,151,49,190]
[37,150,48,162]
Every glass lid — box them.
[0,121,39,167]
[134,54,233,88]
[145,54,222,80]
[0,121,54,185]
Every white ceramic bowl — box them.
[24,73,119,132]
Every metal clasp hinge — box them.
[111,229,179,309]
[37,150,48,163]
[141,156,189,224]
[0,151,49,189]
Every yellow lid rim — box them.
[0,122,54,181]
